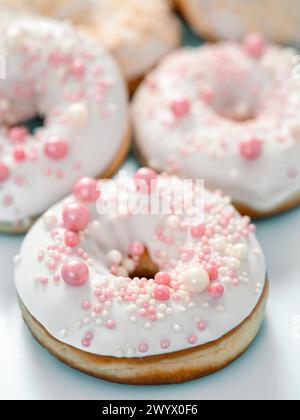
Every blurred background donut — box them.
[176,0,300,45]
[0,0,181,92]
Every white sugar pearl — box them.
[183,266,210,294]
[167,215,181,230]
[107,250,123,265]
[66,103,89,128]
[117,267,129,277]
[173,324,182,333]
[233,244,248,260]
[122,258,136,272]
[227,257,241,271]
[127,347,136,357]
[43,212,57,230]
[115,276,127,289]
[213,237,227,252]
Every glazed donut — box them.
[0,17,129,233]
[176,0,300,45]
[132,36,300,217]
[0,0,181,92]
[15,170,268,385]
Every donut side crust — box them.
[0,122,131,234]
[18,280,269,385]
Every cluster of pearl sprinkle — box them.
[32,169,263,355]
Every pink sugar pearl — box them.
[134,168,157,193]
[73,177,100,202]
[206,264,219,282]
[0,162,10,183]
[240,138,263,160]
[129,241,145,257]
[154,285,170,301]
[62,260,89,287]
[208,283,225,299]
[44,136,69,160]
[63,203,90,232]
[197,321,207,331]
[154,272,171,286]
[106,320,116,329]
[188,335,198,345]
[160,339,170,350]
[8,126,28,143]
[170,97,191,118]
[70,59,85,78]
[138,342,149,354]
[13,147,26,162]
[191,224,205,238]
[64,231,80,248]
[244,33,266,58]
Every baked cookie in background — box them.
[176,0,300,45]
[0,0,182,92]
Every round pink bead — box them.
[206,264,219,281]
[170,97,191,118]
[240,138,263,160]
[197,321,207,331]
[138,342,149,354]
[70,59,85,77]
[208,283,225,299]
[160,339,170,350]
[191,224,205,238]
[13,147,26,162]
[73,177,100,202]
[82,339,91,348]
[62,260,89,287]
[84,331,93,341]
[188,335,198,345]
[134,168,157,193]
[64,231,80,248]
[154,272,171,286]
[129,241,145,257]
[154,285,170,301]
[63,203,90,232]
[106,320,116,330]
[0,162,10,183]
[8,126,28,143]
[244,33,266,58]
[44,136,69,160]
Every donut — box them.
[15,170,268,385]
[176,0,300,45]
[132,36,300,217]
[0,0,181,92]
[0,17,129,233]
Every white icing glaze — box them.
[0,0,181,81]
[0,17,128,227]
[132,42,300,213]
[15,173,266,358]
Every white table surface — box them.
[1,23,300,402]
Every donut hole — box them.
[202,47,268,122]
[24,115,45,135]
[208,85,261,122]
[6,115,45,143]
[130,250,160,280]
